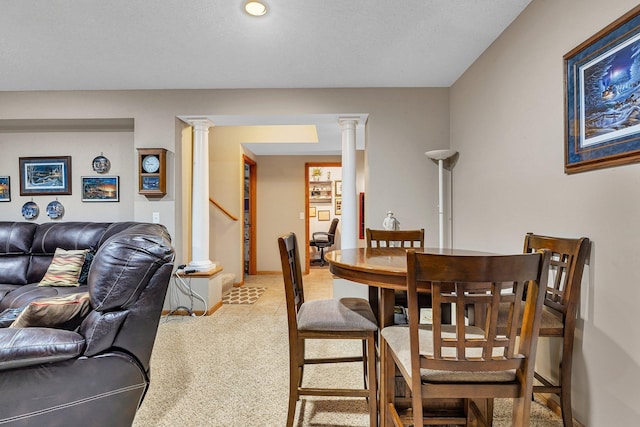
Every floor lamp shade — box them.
[425,149,457,250]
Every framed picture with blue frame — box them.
[564,5,640,173]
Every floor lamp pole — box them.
[425,149,457,250]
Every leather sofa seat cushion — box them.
[0,283,89,311]
[0,328,85,371]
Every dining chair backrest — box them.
[278,232,378,427]
[366,228,424,249]
[519,232,590,426]
[278,232,305,331]
[406,249,550,377]
[384,249,551,425]
[523,233,590,320]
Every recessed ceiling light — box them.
[245,1,267,17]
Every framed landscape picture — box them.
[0,176,10,202]
[81,176,119,202]
[19,156,71,195]
[565,5,640,173]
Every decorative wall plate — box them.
[92,154,111,174]
[46,200,64,219]
[21,201,39,220]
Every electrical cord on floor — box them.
[164,266,208,318]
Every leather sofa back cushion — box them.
[0,222,37,285]
[38,248,87,287]
[89,224,173,311]
[0,256,30,285]
[0,222,37,254]
[26,222,109,283]
[30,222,109,254]
[10,292,91,329]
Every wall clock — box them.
[137,148,167,197]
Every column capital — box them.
[338,117,359,129]
[183,117,215,130]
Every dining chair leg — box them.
[381,338,398,427]
[511,395,532,427]
[559,353,573,427]
[362,340,369,389]
[366,333,378,427]
[287,364,300,427]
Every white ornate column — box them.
[334,117,367,299]
[339,118,358,249]
[187,119,216,272]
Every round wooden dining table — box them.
[325,247,492,327]
[325,246,496,426]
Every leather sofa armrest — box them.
[0,328,85,371]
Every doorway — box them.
[306,162,342,270]
[243,155,257,276]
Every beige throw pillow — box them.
[38,248,88,287]
[10,292,91,329]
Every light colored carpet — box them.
[132,269,564,427]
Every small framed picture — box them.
[335,198,342,215]
[19,156,71,196]
[81,176,119,202]
[0,176,10,202]
[318,210,330,221]
[335,180,342,196]
[142,176,160,190]
[309,206,316,217]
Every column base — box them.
[165,265,225,316]
[187,260,217,273]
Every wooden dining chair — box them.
[278,232,378,427]
[381,249,551,426]
[366,228,425,249]
[366,228,426,323]
[494,233,590,426]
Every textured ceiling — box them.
[1,0,531,91]
[1,1,531,155]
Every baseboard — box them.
[161,300,222,317]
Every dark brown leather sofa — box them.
[0,221,175,426]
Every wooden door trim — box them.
[243,155,257,275]
[305,161,341,273]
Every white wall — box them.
[450,0,640,425]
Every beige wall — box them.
[0,88,448,278]
[1,3,635,422]
[450,0,640,424]
[0,129,135,222]
[256,156,340,272]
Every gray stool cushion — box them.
[382,324,516,383]
[297,297,378,332]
